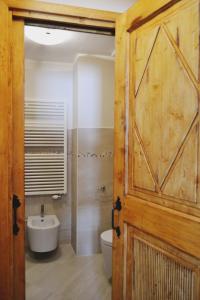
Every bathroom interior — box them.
[24,24,114,300]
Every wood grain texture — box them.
[7,0,118,28]
[115,0,200,298]
[6,0,200,299]
[134,26,160,94]
[7,0,118,20]
[12,10,115,30]
[0,1,13,299]
[126,0,185,31]
[131,230,200,300]
[133,132,155,191]
[124,195,200,261]
[129,0,200,210]
[125,226,200,299]
[134,239,195,299]
[133,25,198,187]
[112,13,127,300]
[163,126,198,203]
[164,0,199,80]
[12,19,25,300]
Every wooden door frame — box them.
[9,1,119,300]
[7,0,119,30]
[10,1,192,300]
[0,2,13,300]
[11,18,25,300]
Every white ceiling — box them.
[25,27,115,63]
[25,0,137,62]
[35,0,136,12]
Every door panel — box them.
[163,125,198,203]
[127,227,200,300]
[129,0,199,208]
[0,1,13,299]
[113,0,200,299]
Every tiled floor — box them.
[26,243,111,300]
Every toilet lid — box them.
[101,229,112,246]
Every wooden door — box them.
[113,0,200,299]
[0,1,13,299]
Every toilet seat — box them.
[101,229,112,247]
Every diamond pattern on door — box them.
[129,1,200,205]
[162,126,198,203]
[133,132,155,191]
[165,1,199,80]
[135,27,198,186]
[134,26,160,94]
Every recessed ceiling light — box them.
[25,26,72,46]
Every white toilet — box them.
[101,229,113,279]
[27,215,60,253]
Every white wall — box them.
[25,60,73,129]
[25,56,114,130]
[73,55,114,129]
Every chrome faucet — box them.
[40,204,44,218]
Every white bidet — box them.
[27,215,60,253]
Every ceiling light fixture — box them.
[25,26,72,46]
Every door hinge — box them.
[13,194,21,236]
[112,196,122,238]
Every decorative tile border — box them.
[68,151,113,159]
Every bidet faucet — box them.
[40,204,44,218]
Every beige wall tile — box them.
[71,129,78,252]
[71,128,114,255]
[26,128,114,251]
